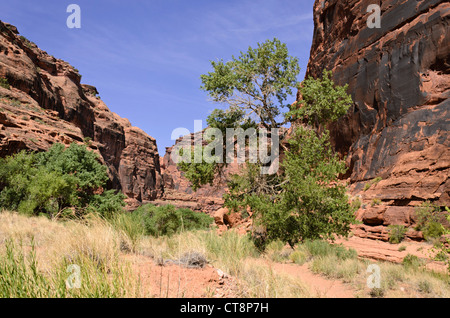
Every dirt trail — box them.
[125,254,358,298]
[125,236,447,298]
[271,263,356,298]
[124,255,238,298]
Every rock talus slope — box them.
[305,0,449,238]
[0,21,163,206]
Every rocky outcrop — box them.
[160,131,239,214]
[160,127,287,214]
[304,0,450,236]
[0,21,163,206]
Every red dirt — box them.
[124,235,447,298]
[125,255,238,298]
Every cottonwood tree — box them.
[200,38,300,129]
[225,69,356,249]
[179,38,300,189]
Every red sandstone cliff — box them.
[160,130,240,214]
[0,21,163,207]
[304,0,449,240]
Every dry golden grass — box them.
[1,210,448,298]
[0,211,141,297]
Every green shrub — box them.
[233,127,355,249]
[132,204,214,237]
[0,78,10,89]
[371,198,382,206]
[289,250,309,265]
[415,202,446,240]
[177,207,215,232]
[402,254,425,270]
[86,190,126,219]
[388,225,407,244]
[0,143,124,219]
[351,197,362,210]
[363,177,382,191]
[177,148,217,192]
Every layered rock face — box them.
[160,131,240,214]
[0,21,163,206]
[160,127,286,214]
[305,0,449,238]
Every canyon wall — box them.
[305,0,449,240]
[159,131,240,214]
[0,21,163,207]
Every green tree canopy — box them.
[225,69,356,249]
[287,69,353,128]
[201,38,300,129]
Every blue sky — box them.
[1,0,315,155]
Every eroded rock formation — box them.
[159,130,239,214]
[305,0,449,237]
[0,21,163,207]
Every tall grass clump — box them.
[294,240,361,283]
[108,212,146,252]
[238,259,312,298]
[203,230,259,276]
[0,238,139,298]
[0,239,59,297]
[388,225,407,244]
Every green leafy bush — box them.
[177,146,217,191]
[86,190,127,219]
[388,225,407,244]
[0,143,125,218]
[0,78,10,89]
[363,177,382,191]
[177,108,257,192]
[415,201,446,240]
[402,254,425,270]
[132,204,214,237]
